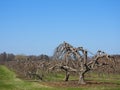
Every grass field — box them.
[0,65,120,90]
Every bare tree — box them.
[51,42,113,84]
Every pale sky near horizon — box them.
[0,0,120,55]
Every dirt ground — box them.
[40,80,120,88]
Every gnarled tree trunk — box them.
[64,71,70,81]
[78,72,86,84]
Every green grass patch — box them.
[44,71,78,81]
[0,65,52,90]
[85,72,120,84]
[0,65,15,80]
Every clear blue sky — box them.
[0,0,120,55]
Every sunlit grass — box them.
[0,65,51,90]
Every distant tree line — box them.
[0,52,49,62]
